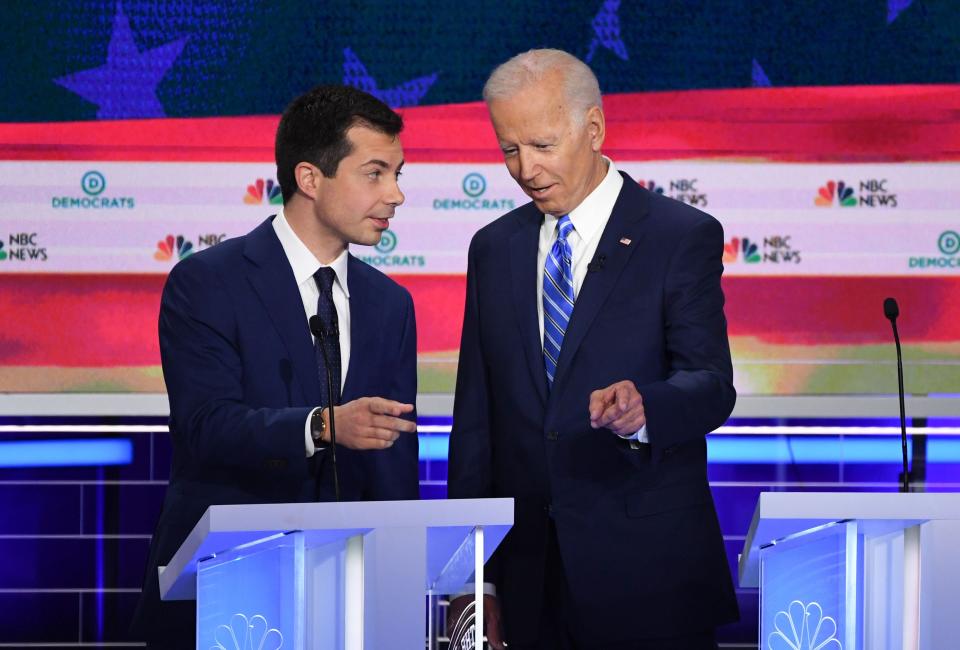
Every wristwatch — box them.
[310,408,328,445]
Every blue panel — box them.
[418,434,449,461]
[420,482,447,500]
[0,538,149,589]
[0,593,79,642]
[80,483,166,536]
[761,522,861,650]
[0,438,132,467]
[197,535,308,650]
[0,484,81,534]
[80,591,141,642]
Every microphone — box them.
[309,314,340,501]
[883,297,910,492]
[587,253,606,273]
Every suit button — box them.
[545,504,554,517]
[546,431,558,441]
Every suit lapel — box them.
[243,218,321,405]
[508,207,549,406]
[550,173,650,397]
[342,255,382,399]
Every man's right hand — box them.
[447,594,505,649]
[326,397,416,450]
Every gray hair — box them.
[482,49,602,125]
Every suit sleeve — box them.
[159,255,311,477]
[638,216,736,451]
[363,287,420,500]
[448,236,494,499]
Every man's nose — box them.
[517,149,540,182]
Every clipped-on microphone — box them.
[309,315,340,501]
[883,297,910,492]
[587,253,607,273]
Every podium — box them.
[158,498,513,650]
[739,492,960,650]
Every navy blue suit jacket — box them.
[448,172,738,644]
[132,217,418,645]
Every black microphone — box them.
[884,297,910,492]
[587,253,606,273]
[309,314,340,501]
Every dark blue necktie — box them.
[543,215,575,385]
[313,267,342,406]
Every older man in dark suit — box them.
[448,49,738,650]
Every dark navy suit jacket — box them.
[132,217,418,646]
[448,172,738,644]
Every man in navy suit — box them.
[132,85,419,648]
[448,50,738,649]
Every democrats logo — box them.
[375,229,398,253]
[360,229,425,269]
[432,173,516,212]
[52,170,135,209]
[908,230,960,270]
[814,179,897,208]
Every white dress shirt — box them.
[272,208,351,456]
[536,158,648,443]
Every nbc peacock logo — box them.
[154,235,194,262]
[244,179,283,205]
[815,181,857,207]
[723,237,762,264]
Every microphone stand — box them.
[885,300,910,493]
[310,316,340,501]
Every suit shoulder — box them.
[349,254,413,302]
[469,200,540,251]
[644,189,723,240]
[165,233,245,284]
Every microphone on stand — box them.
[309,314,341,501]
[883,297,910,493]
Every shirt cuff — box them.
[616,424,649,443]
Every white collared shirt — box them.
[535,158,647,443]
[272,208,351,456]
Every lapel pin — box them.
[619,237,632,246]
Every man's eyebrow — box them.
[361,159,391,168]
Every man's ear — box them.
[586,105,606,152]
[294,162,322,200]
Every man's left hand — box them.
[589,380,646,436]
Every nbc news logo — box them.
[814,180,897,208]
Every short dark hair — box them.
[275,85,403,203]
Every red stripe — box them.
[0,274,956,366]
[1,85,958,162]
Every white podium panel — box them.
[159,498,513,650]
[740,492,960,650]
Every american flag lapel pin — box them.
[619,237,632,246]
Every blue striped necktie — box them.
[542,215,575,386]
